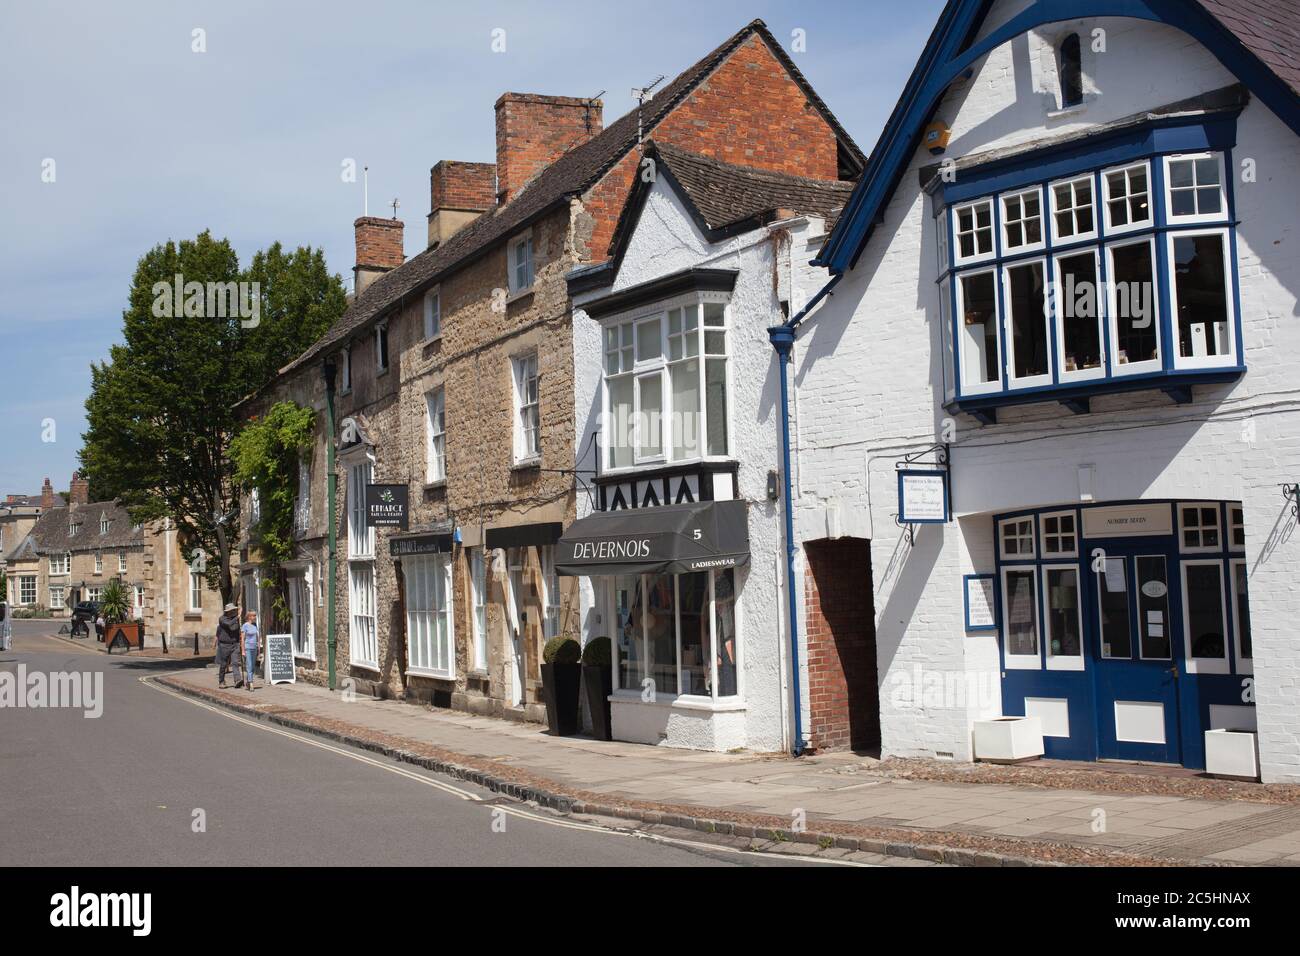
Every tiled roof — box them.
[271,19,863,386]
[1200,0,1300,96]
[26,501,144,555]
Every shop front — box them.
[995,499,1253,770]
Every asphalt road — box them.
[0,622,835,867]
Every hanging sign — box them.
[366,484,409,529]
[264,633,296,685]
[964,574,997,631]
[898,469,949,524]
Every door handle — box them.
[1169,664,1179,678]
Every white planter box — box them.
[1204,729,1260,781]
[973,716,1044,763]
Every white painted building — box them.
[787,0,1300,779]
[563,142,854,752]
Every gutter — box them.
[322,359,339,691]
[766,270,841,757]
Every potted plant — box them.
[582,637,613,741]
[100,579,141,652]
[540,636,582,736]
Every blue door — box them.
[1089,537,1183,763]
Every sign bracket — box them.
[894,442,951,546]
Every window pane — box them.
[645,574,678,696]
[636,319,661,361]
[1099,558,1133,658]
[670,358,700,460]
[1234,563,1252,660]
[678,572,709,695]
[614,576,644,691]
[608,376,633,468]
[1173,235,1230,358]
[1136,556,1170,659]
[1005,569,1038,657]
[1110,242,1158,366]
[637,374,663,458]
[1057,252,1101,371]
[960,271,999,386]
[705,358,728,456]
[1185,564,1226,659]
[1046,568,1081,658]
[714,570,738,698]
[1007,261,1048,379]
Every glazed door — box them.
[1089,539,1183,763]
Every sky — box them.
[0,0,946,497]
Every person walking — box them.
[241,611,260,692]
[216,603,241,688]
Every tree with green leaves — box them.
[80,231,345,604]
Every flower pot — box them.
[540,661,581,736]
[1204,729,1260,781]
[583,663,613,741]
[973,716,1044,763]
[104,621,142,653]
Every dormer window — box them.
[1057,33,1083,108]
[99,513,110,535]
[69,521,80,537]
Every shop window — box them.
[1135,555,1171,659]
[1040,512,1077,556]
[1230,559,1252,672]
[1043,566,1083,670]
[539,545,561,639]
[404,553,454,679]
[957,269,1001,393]
[1179,504,1221,552]
[1097,557,1132,659]
[1228,505,1245,550]
[1181,560,1229,673]
[1165,154,1225,222]
[1004,260,1050,386]
[1106,238,1160,374]
[999,517,1035,558]
[1170,231,1235,368]
[1055,248,1103,380]
[1102,162,1152,233]
[1001,567,1040,668]
[1001,187,1044,252]
[1050,175,1095,242]
[953,199,994,263]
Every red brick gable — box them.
[579,32,845,263]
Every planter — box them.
[105,622,142,653]
[1204,729,1260,781]
[973,716,1044,763]
[583,663,613,741]
[540,661,581,736]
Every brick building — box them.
[239,19,863,726]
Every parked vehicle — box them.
[69,601,100,638]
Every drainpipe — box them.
[322,359,339,691]
[766,272,842,756]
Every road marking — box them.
[142,676,872,867]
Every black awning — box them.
[556,500,749,577]
[485,522,563,550]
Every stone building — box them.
[238,19,863,724]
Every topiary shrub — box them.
[543,636,581,664]
[581,636,612,667]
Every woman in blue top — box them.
[241,611,260,691]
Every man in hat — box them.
[215,602,243,688]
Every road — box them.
[0,622,840,867]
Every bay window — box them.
[613,568,738,701]
[1106,238,1160,373]
[1003,259,1049,386]
[953,198,994,263]
[1165,153,1225,223]
[1102,161,1151,233]
[1001,187,1044,253]
[1055,248,1103,381]
[1050,175,1096,243]
[1170,230,1235,367]
[601,297,730,471]
[404,553,453,679]
[957,269,1000,393]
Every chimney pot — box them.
[428,161,497,248]
[41,477,54,511]
[69,471,89,506]
[494,93,603,204]
[353,216,405,296]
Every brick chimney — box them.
[69,471,89,506]
[427,161,497,249]
[40,478,54,510]
[494,93,603,204]
[353,216,405,296]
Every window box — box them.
[973,716,1044,763]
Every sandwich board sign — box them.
[265,633,296,685]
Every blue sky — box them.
[0,0,945,497]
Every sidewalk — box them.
[156,669,1300,867]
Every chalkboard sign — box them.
[264,633,296,685]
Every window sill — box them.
[421,334,442,348]
[350,660,381,675]
[406,667,456,681]
[1046,102,1088,120]
[512,456,541,471]
[424,479,446,491]
[610,691,745,713]
[294,653,317,663]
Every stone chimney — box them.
[353,216,405,296]
[427,161,497,249]
[69,471,89,506]
[494,93,603,204]
[40,478,54,510]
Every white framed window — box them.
[1042,564,1084,671]
[423,286,441,340]
[935,204,950,275]
[288,574,313,659]
[1054,246,1105,382]
[1179,503,1221,553]
[349,563,378,670]
[189,570,203,612]
[1001,187,1045,253]
[999,516,1036,558]
[470,547,487,671]
[1105,236,1161,375]
[295,456,311,533]
[955,267,1001,394]
[250,487,261,525]
[1228,504,1245,551]
[1040,511,1078,557]
[1181,559,1229,674]
[1101,161,1152,234]
[1229,559,1252,673]
[1049,174,1097,244]
[69,521,80,537]
[404,553,454,679]
[375,322,389,373]
[1164,153,1226,223]
[940,279,956,403]
[94,552,103,574]
[1001,566,1040,669]
[1002,258,1051,387]
[133,585,145,617]
[1168,228,1236,369]
[118,551,127,573]
[49,586,65,611]
[952,199,995,264]
[425,388,446,483]
[18,576,37,605]
[347,458,375,558]
[341,345,353,392]
[612,568,739,700]
[87,586,103,603]
[508,232,534,294]
[512,352,540,464]
[99,512,111,535]
[539,545,561,640]
[49,552,70,575]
